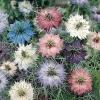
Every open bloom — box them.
[68,68,92,95]
[18,0,33,14]
[64,39,86,64]
[87,32,100,50]
[0,61,17,76]
[65,14,90,39]
[38,60,65,87]
[36,8,62,31]
[0,10,8,34]
[14,44,38,70]
[38,34,63,57]
[0,42,15,63]
[8,20,35,44]
[0,71,8,92]
[91,7,100,23]
[9,81,34,100]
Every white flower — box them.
[0,10,8,34]
[38,60,65,87]
[0,61,17,76]
[9,81,34,100]
[14,44,38,70]
[0,71,8,92]
[18,0,33,14]
[65,14,90,39]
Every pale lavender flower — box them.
[38,60,65,87]
[70,0,88,6]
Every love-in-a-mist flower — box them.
[68,68,92,95]
[18,0,33,14]
[38,60,65,87]
[0,10,8,34]
[14,44,38,70]
[70,0,88,6]
[87,32,100,50]
[0,61,17,76]
[9,81,34,100]
[38,34,63,57]
[8,20,35,44]
[36,8,62,31]
[0,42,15,63]
[91,7,100,23]
[0,71,8,92]
[64,39,86,64]
[65,14,90,39]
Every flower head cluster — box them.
[8,20,35,44]
[0,10,8,34]
[0,61,17,76]
[14,44,38,70]
[64,39,86,64]
[68,68,92,95]
[36,8,62,31]
[9,80,34,100]
[38,34,63,57]
[87,32,100,50]
[18,0,33,14]
[38,60,65,87]
[65,14,90,39]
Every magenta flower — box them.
[68,68,92,95]
[36,8,62,31]
[38,34,63,57]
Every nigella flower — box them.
[68,68,92,95]
[14,44,38,70]
[64,39,86,64]
[0,61,17,76]
[0,10,8,34]
[87,32,100,50]
[38,60,65,87]
[8,20,35,44]
[9,80,34,100]
[36,8,62,31]
[38,34,63,57]
[0,42,15,63]
[0,71,8,92]
[65,14,90,40]
[70,0,88,6]
[18,0,33,14]
[91,7,100,23]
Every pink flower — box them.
[87,32,100,50]
[38,34,63,57]
[36,8,62,31]
[68,68,92,95]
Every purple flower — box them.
[70,0,88,6]
[0,42,15,63]
[91,7,100,23]
[64,40,86,64]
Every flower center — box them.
[21,51,27,58]
[93,37,100,43]
[18,89,26,97]
[16,25,24,34]
[5,64,11,71]
[45,13,53,21]
[46,40,55,48]
[96,10,100,14]
[0,50,2,53]
[76,22,83,30]
[76,77,85,85]
[47,67,57,76]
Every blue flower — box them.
[8,20,35,44]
